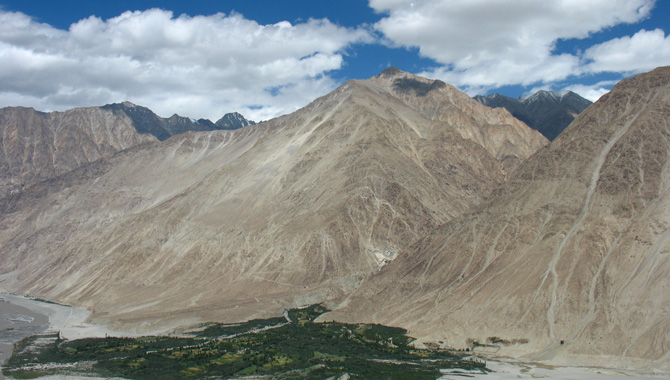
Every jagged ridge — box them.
[474,89,592,140]
[0,69,546,337]
[0,103,255,197]
[328,66,670,371]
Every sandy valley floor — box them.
[1,292,667,380]
[439,359,669,380]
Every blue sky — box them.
[0,0,668,121]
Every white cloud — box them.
[584,29,670,74]
[419,53,580,94]
[521,79,617,103]
[0,9,371,121]
[370,0,657,92]
[563,81,618,102]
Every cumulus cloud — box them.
[522,79,617,103]
[370,0,657,93]
[0,9,371,120]
[584,28,670,74]
[563,81,619,102]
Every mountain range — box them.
[102,102,256,139]
[0,103,254,197]
[329,67,670,370]
[475,90,592,140]
[0,67,545,329]
[0,66,668,372]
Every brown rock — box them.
[326,67,670,371]
[0,70,546,334]
[0,106,156,196]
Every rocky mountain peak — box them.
[5,66,668,372]
[475,89,592,140]
[102,102,171,141]
[215,112,256,130]
[373,67,454,98]
[0,102,256,197]
[392,76,448,97]
[366,68,548,167]
[0,68,549,342]
[377,66,403,78]
[520,89,569,104]
[327,66,670,370]
[0,104,157,196]
[120,101,139,108]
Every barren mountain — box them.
[0,103,255,198]
[475,90,592,140]
[102,102,256,138]
[327,67,670,370]
[215,112,257,130]
[0,105,156,197]
[0,69,546,331]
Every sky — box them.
[0,0,668,122]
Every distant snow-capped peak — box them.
[520,89,570,104]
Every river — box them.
[0,292,129,380]
[0,296,50,380]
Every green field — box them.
[3,304,486,379]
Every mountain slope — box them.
[0,69,546,331]
[215,112,257,130]
[379,67,547,170]
[475,90,592,140]
[0,105,156,197]
[328,67,670,370]
[0,103,255,197]
[101,102,256,139]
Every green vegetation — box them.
[3,304,486,379]
[195,316,287,338]
[286,303,329,323]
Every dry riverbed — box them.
[0,292,147,380]
[439,359,668,380]
[0,297,49,380]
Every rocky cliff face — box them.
[0,69,546,332]
[475,90,592,140]
[215,112,256,130]
[327,67,670,371]
[378,68,547,171]
[101,102,256,138]
[0,105,156,197]
[0,103,255,197]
